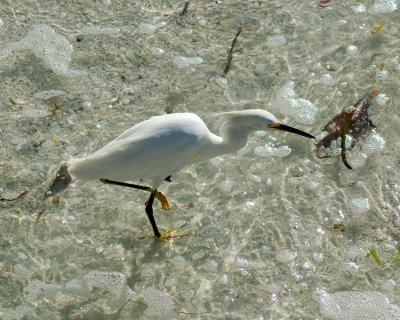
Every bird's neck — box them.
[220,120,250,152]
[202,120,250,161]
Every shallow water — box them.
[0,0,400,319]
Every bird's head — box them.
[219,109,315,139]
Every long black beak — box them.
[268,123,315,139]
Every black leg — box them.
[146,189,161,238]
[100,178,150,191]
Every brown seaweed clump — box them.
[44,165,71,198]
[316,89,379,159]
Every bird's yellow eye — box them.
[267,123,281,128]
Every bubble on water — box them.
[370,0,398,13]
[141,265,156,278]
[248,174,261,183]
[201,259,218,271]
[11,137,28,146]
[362,130,385,154]
[349,152,368,169]
[375,92,390,106]
[81,26,120,35]
[65,277,91,297]
[171,255,189,270]
[347,245,367,259]
[235,256,266,269]
[213,77,228,89]
[209,156,224,167]
[13,264,38,278]
[350,4,366,13]
[138,21,166,33]
[276,250,297,263]
[172,55,203,68]
[43,283,63,300]
[3,305,34,320]
[0,24,85,76]
[312,252,324,263]
[320,73,334,85]
[184,287,196,298]
[23,279,44,302]
[381,279,396,291]
[218,274,229,285]
[33,89,65,100]
[376,69,389,80]
[144,287,175,316]
[219,180,234,192]
[315,289,400,320]
[254,145,291,158]
[20,108,52,118]
[273,81,318,124]
[266,283,280,293]
[40,139,55,148]
[266,35,287,47]
[346,45,358,56]
[164,277,176,288]
[350,198,370,214]
[84,270,135,309]
[197,16,207,26]
[150,47,164,57]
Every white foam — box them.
[13,264,38,278]
[370,0,398,13]
[316,289,400,320]
[276,250,297,263]
[138,22,166,33]
[235,256,266,269]
[81,26,120,35]
[20,108,52,118]
[361,130,385,153]
[3,305,34,320]
[200,259,218,271]
[375,92,390,106]
[64,277,91,297]
[346,45,359,56]
[219,180,234,192]
[84,270,134,309]
[150,47,164,57]
[320,74,334,85]
[0,24,85,76]
[273,81,318,124]
[350,198,370,214]
[171,255,189,270]
[350,4,366,13]
[266,35,287,47]
[33,89,65,100]
[144,287,175,316]
[172,55,203,68]
[376,69,389,80]
[254,144,291,158]
[141,265,156,278]
[23,279,44,302]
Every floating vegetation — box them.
[368,248,382,266]
[0,190,28,202]
[44,165,71,198]
[371,21,385,35]
[223,27,242,76]
[316,89,379,162]
[340,109,354,170]
[179,1,190,17]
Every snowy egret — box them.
[68,109,315,239]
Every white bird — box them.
[68,109,314,239]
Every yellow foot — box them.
[140,224,192,241]
[156,190,170,211]
[157,224,192,241]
